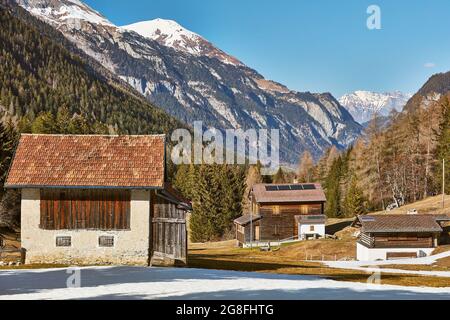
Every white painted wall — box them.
[356,242,435,261]
[21,189,151,266]
[299,223,325,238]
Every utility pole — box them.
[250,193,253,249]
[443,159,446,209]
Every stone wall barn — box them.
[5,134,191,266]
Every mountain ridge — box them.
[16,0,363,163]
[339,90,412,124]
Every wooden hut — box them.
[234,183,327,246]
[352,214,449,261]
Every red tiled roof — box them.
[251,183,326,204]
[354,215,443,233]
[5,134,166,189]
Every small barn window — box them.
[99,236,114,248]
[273,206,280,215]
[56,236,71,247]
[310,225,315,232]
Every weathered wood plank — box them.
[40,189,130,230]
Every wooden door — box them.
[294,220,299,239]
[255,226,260,240]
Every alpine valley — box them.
[15,0,363,164]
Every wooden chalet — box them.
[352,214,450,261]
[5,134,191,266]
[234,183,327,246]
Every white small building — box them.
[295,215,326,239]
[353,214,448,261]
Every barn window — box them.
[56,236,71,247]
[40,189,130,230]
[273,206,280,215]
[310,225,315,232]
[98,236,114,247]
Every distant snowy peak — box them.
[121,19,243,66]
[339,90,412,124]
[17,0,114,26]
[121,19,200,50]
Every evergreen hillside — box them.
[0,2,183,135]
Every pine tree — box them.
[31,112,56,134]
[297,151,315,183]
[173,164,190,196]
[324,156,343,218]
[434,97,450,194]
[273,167,287,184]
[190,164,221,242]
[0,120,16,189]
[242,165,263,212]
[343,175,366,217]
[221,165,246,233]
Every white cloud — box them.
[424,62,436,68]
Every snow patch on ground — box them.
[323,250,450,278]
[0,267,449,300]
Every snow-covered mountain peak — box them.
[17,0,114,26]
[339,90,412,124]
[121,18,242,66]
[121,19,199,47]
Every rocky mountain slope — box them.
[339,91,411,124]
[403,71,450,113]
[0,0,183,135]
[16,0,363,163]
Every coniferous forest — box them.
[0,5,183,135]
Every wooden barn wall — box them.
[373,233,434,248]
[258,203,323,240]
[151,192,187,261]
[40,189,130,230]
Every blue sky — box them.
[85,0,450,97]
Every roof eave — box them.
[255,199,326,204]
[363,228,443,233]
[4,184,165,190]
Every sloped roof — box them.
[234,214,262,226]
[252,183,326,204]
[353,215,443,233]
[5,134,166,189]
[295,214,327,225]
[159,183,192,211]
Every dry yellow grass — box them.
[370,195,450,216]
[335,195,450,240]
[0,264,68,270]
[188,242,450,287]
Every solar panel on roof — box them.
[302,184,316,190]
[289,185,303,190]
[307,215,324,220]
[265,186,278,191]
[360,216,376,222]
[278,185,291,191]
